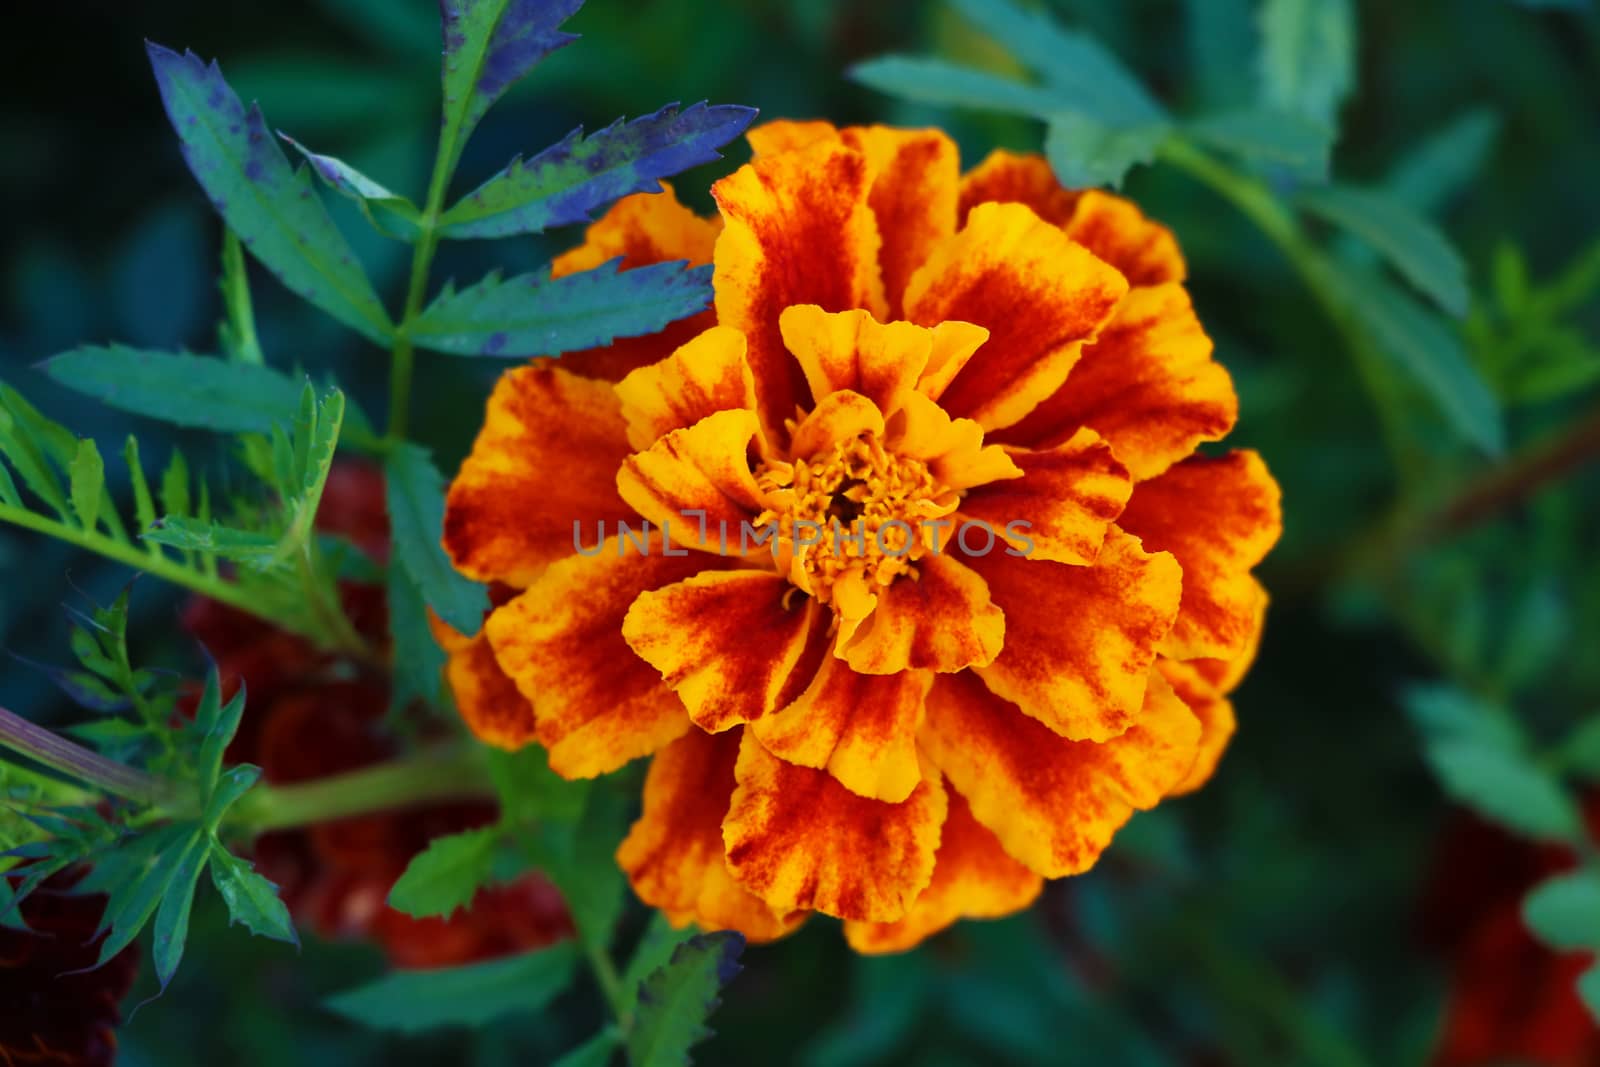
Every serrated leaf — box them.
[1384,111,1501,216]
[0,386,72,520]
[1185,109,1331,179]
[1258,0,1355,128]
[848,56,1068,118]
[1328,265,1504,455]
[531,786,628,951]
[95,823,200,966]
[440,103,755,239]
[411,259,714,359]
[388,827,501,919]
[209,844,298,945]
[151,831,209,990]
[385,444,488,633]
[160,448,191,519]
[439,0,584,162]
[1423,737,1583,842]
[1301,184,1470,316]
[1524,870,1600,951]
[387,565,449,713]
[145,44,391,342]
[554,1029,621,1067]
[1044,113,1169,189]
[325,942,580,1033]
[203,764,261,830]
[122,437,159,544]
[627,931,745,1067]
[295,387,344,502]
[68,439,106,532]
[947,0,1163,123]
[488,746,589,827]
[280,133,422,240]
[622,915,697,1019]
[144,517,284,568]
[43,347,318,435]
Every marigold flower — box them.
[441,121,1282,951]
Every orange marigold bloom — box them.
[441,121,1283,952]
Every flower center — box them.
[754,432,959,612]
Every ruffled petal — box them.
[843,789,1043,954]
[1157,657,1237,795]
[746,119,841,158]
[841,553,1005,676]
[1191,581,1269,694]
[919,670,1201,878]
[616,408,767,553]
[623,570,825,732]
[997,283,1236,481]
[723,731,948,922]
[444,365,634,586]
[958,428,1132,565]
[966,525,1182,741]
[750,658,933,802]
[713,141,889,444]
[916,320,993,402]
[787,389,887,460]
[614,326,760,452]
[840,125,960,319]
[432,616,537,751]
[780,306,934,416]
[904,202,1128,431]
[484,535,711,777]
[958,149,1081,229]
[549,185,722,383]
[1117,451,1282,660]
[616,729,806,943]
[884,390,1021,492]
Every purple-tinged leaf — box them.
[410,258,713,358]
[145,43,392,342]
[279,133,423,241]
[439,0,584,154]
[6,650,130,713]
[439,102,757,239]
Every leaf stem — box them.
[224,743,493,834]
[585,937,631,1028]
[220,230,265,365]
[0,705,167,805]
[1158,138,1422,485]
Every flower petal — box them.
[549,185,722,383]
[959,428,1133,565]
[750,658,933,802]
[441,621,538,751]
[1117,451,1282,660]
[884,389,1021,492]
[444,365,634,586]
[780,306,934,415]
[997,283,1236,481]
[617,728,807,943]
[723,731,948,921]
[966,525,1182,741]
[1190,581,1269,694]
[843,788,1043,954]
[840,125,960,319]
[713,141,889,444]
[788,389,887,460]
[958,149,1081,229]
[616,408,767,553]
[1157,657,1237,795]
[623,570,825,732]
[614,326,760,452]
[484,535,710,778]
[841,553,1005,676]
[916,320,993,402]
[919,670,1201,878]
[904,202,1128,431]
[746,119,841,158]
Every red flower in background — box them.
[182,460,571,969]
[1422,801,1600,1067]
[0,873,140,1067]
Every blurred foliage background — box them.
[2,0,1599,1064]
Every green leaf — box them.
[1557,717,1600,781]
[387,565,449,713]
[1328,265,1504,455]
[1402,684,1524,750]
[95,824,201,966]
[294,386,345,503]
[218,230,265,364]
[0,386,72,520]
[160,448,192,519]
[1523,870,1600,951]
[325,942,581,1033]
[68,439,106,532]
[151,832,210,990]
[387,827,501,919]
[1423,738,1583,842]
[123,437,159,543]
[203,764,262,829]
[626,931,745,1067]
[410,260,714,359]
[1384,110,1501,216]
[385,443,488,634]
[0,456,19,508]
[42,347,319,435]
[438,0,583,145]
[280,133,423,241]
[1044,113,1169,190]
[1185,109,1331,180]
[947,0,1164,123]
[208,844,298,945]
[1581,964,1600,1026]
[848,56,1068,119]
[144,517,284,569]
[621,915,697,1019]
[191,668,246,792]
[1258,0,1356,128]
[145,44,392,343]
[553,1029,621,1067]
[488,746,589,826]
[1301,185,1470,316]
[531,786,629,951]
[1185,0,1256,108]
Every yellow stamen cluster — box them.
[755,432,959,611]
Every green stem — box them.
[220,230,265,365]
[1158,138,1422,486]
[0,706,167,805]
[225,744,493,834]
[585,938,631,1028]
